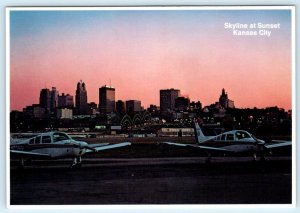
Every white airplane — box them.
[165,120,292,162]
[10,131,131,168]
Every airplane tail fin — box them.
[194,119,207,143]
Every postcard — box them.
[6,6,295,208]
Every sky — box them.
[9,8,292,111]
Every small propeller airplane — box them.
[10,131,131,168]
[164,119,292,162]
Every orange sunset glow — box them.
[9,9,292,111]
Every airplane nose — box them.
[78,141,97,152]
[80,142,88,147]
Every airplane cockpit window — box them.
[226,134,234,141]
[53,133,71,142]
[236,131,251,140]
[29,138,34,144]
[34,136,41,144]
[221,134,226,141]
[42,135,52,144]
[215,135,221,141]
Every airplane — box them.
[164,119,292,162]
[10,131,131,168]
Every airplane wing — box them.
[271,140,292,143]
[164,142,190,147]
[164,142,234,152]
[265,141,292,149]
[88,143,110,148]
[85,142,131,153]
[10,150,51,158]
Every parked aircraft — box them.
[10,131,131,168]
[165,120,292,162]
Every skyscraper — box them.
[39,88,51,113]
[99,86,115,113]
[160,88,180,118]
[126,100,142,113]
[75,80,88,115]
[50,87,59,113]
[219,88,235,109]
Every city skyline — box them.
[14,82,202,111]
[10,9,292,111]
[12,82,287,113]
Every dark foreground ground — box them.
[10,157,292,205]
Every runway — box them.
[10,157,292,205]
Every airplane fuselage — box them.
[196,127,266,154]
[10,141,86,158]
[10,131,89,159]
[200,140,264,154]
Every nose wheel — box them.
[71,156,82,169]
[252,152,257,161]
[252,152,268,162]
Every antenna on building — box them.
[109,79,111,88]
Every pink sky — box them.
[10,10,292,111]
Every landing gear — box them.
[252,152,257,161]
[17,157,25,169]
[205,152,212,164]
[258,145,269,162]
[252,152,268,162]
[71,156,82,169]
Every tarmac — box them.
[9,156,292,205]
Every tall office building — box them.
[50,87,59,113]
[175,97,190,111]
[160,88,180,117]
[99,86,115,113]
[219,88,235,109]
[75,80,88,115]
[39,88,51,113]
[126,100,142,113]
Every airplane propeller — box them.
[69,141,98,152]
[81,145,98,152]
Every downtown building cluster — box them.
[17,80,208,121]
[11,80,246,125]
[10,80,291,137]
